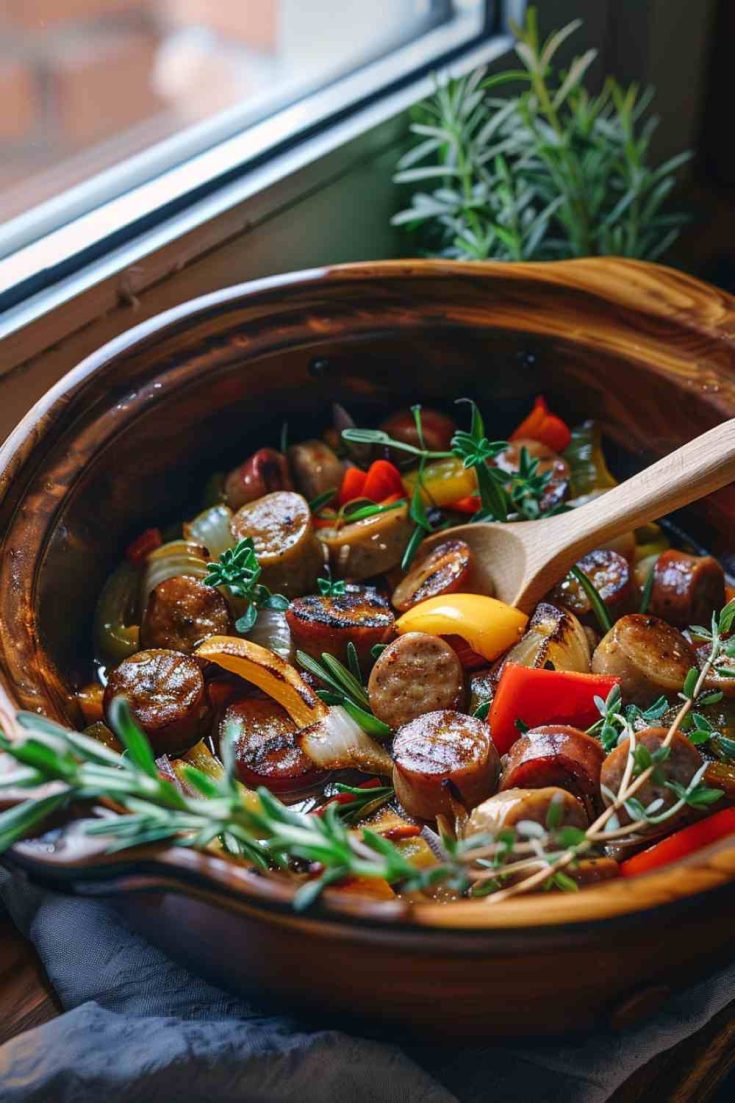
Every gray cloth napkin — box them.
[0,867,733,1103]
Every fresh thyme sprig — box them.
[296,645,391,738]
[451,398,509,521]
[204,538,288,633]
[474,603,734,903]
[343,400,560,564]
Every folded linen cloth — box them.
[0,867,733,1103]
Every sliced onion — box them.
[94,561,141,664]
[298,706,393,776]
[247,608,292,660]
[183,504,234,560]
[141,539,209,606]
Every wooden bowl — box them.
[2,258,735,1037]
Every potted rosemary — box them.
[392,8,691,262]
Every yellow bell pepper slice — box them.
[194,636,327,728]
[395,594,528,662]
[402,457,477,507]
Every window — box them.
[0,1,492,262]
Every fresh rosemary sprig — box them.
[204,538,289,633]
[392,8,690,263]
[570,564,612,633]
[296,646,391,738]
[0,703,453,909]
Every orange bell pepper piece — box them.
[510,396,571,453]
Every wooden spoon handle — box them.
[552,419,735,563]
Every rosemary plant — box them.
[392,8,690,262]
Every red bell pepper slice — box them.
[362,459,404,502]
[125,527,162,565]
[447,495,481,515]
[338,467,367,506]
[510,396,571,453]
[488,663,620,755]
[619,807,735,878]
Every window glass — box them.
[0,1,488,234]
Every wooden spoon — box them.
[428,420,735,612]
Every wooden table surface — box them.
[0,913,732,1099]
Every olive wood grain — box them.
[438,418,735,610]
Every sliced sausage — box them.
[379,407,456,456]
[140,575,234,653]
[287,439,344,502]
[224,448,292,511]
[492,439,570,512]
[500,725,605,818]
[220,697,326,794]
[104,649,211,755]
[368,633,465,729]
[286,585,394,666]
[231,491,323,597]
[600,727,702,833]
[466,786,588,836]
[591,614,697,707]
[648,549,725,629]
[392,709,499,820]
[319,503,412,580]
[391,539,475,612]
[548,548,631,625]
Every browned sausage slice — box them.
[104,649,211,755]
[591,614,696,706]
[392,709,499,820]
[287,439,344,502]
[232,491,323,597]
[368,633,465,729]
[649,549,725,629]
[391,539,475,612]
[600,727,702,833]
[466,786,588,836]
[224,448,292,511]
[319,504,412,580]
[140,575,234,653]
[286,585,394,666]
[220,697,326,794]
[499,725,605,818]
[548,548,631,625]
